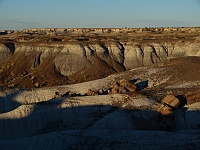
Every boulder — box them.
[159,104,173,116]
[162,95,180,108]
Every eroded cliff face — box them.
[0,28,200,88]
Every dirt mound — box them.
[0,51,69,88]
[163,56,200,83]
[168,56,200,66]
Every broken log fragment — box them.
[125,82,137,92]
[119,78,127,87]
[119,78,137,92]
[159,104,173,116]
[98,89,104,95]
[87,89,98,96]
[158,95,180,116]
[162,95,180,108]
[112,81,120,88]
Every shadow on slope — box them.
[0,90,21,113]
[0,94,200,141]
[0,93,170,141]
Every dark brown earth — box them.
[0,53,69,88]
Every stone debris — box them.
[83,79,137,97]
[53,78,138,98]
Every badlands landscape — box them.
[0,27,200,149]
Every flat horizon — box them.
[1,26,200,32]
[0,0,200,30]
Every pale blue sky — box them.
[0,0,200,30]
